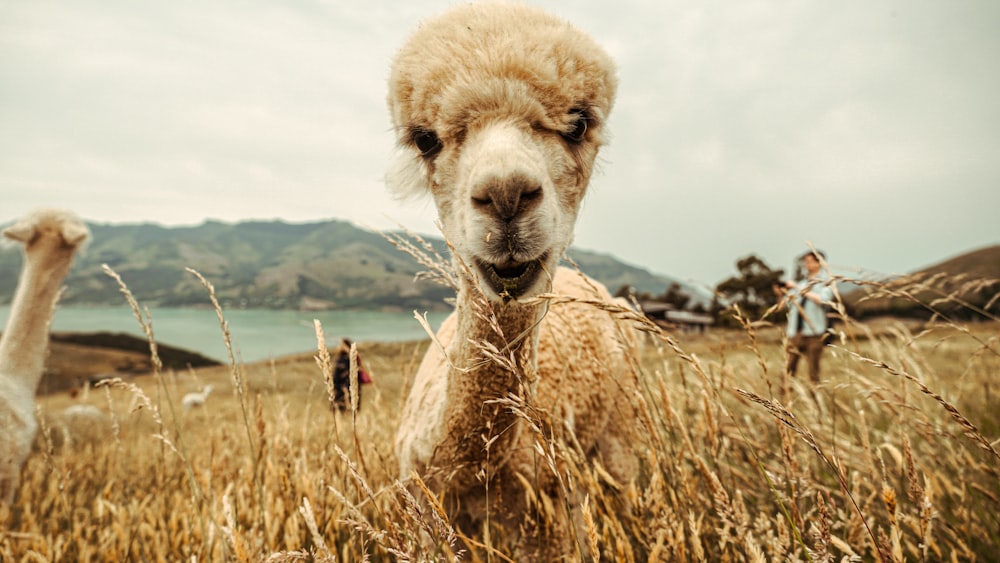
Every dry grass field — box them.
[1,269,998,562]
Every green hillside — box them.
[0,218,681,311]
[844,244,1000,320]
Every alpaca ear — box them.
[2,219,36,243]
[60,221,91,246]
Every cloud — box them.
[1,0,997,285]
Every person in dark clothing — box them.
[332,338,372,412]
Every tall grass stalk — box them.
[101,264,210,556]
[186,267,269,543]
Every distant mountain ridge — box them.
[0,218,687,311]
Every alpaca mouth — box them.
[475,255,547,300]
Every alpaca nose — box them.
[470,173,543,222]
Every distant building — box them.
[638,301,714,333]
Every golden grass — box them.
[1,263,998,562]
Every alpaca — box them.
[0,208,90,504]
[182,384,213,409]
[388,2,639,555]
[50,404,112,449]
[60,403,109,425]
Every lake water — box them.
[0,305,450,363]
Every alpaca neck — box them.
[0,251,73,392]
[438,276,544,482]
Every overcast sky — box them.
[2,1,998,288]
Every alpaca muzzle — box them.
[474,253,548,301]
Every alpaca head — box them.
[3,209,90,267]
[386,3,617,301]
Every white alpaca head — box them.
[3,208,90,248]
[386,2,617,301]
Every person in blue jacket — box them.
[774,250,834,383]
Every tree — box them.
[661,282,691,310]
[713,255,785,324]
[613,284,634,300]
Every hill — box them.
[844,244,1000,320]
[914,243,1000,279]
[0,218,687,311]
[38,332,221,394]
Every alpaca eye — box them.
[562,110,589,143]
[411,129,442,158]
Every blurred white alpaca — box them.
[52,404,112,448]
[61,403,107,420]
[0,209,89,504]
[182,384,213,409]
